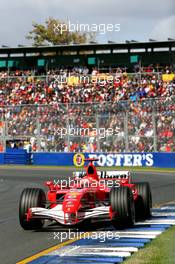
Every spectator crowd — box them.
[0,66,174,153]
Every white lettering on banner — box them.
[88,154,154,167]
[115,154,124,166]
[98,154,106,166]
[88,154,97,160]
[132,154,143,166]
[123,154,133,166]
[145,154,154,166]
[106,154,115,166]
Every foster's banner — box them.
[32,152,175,168]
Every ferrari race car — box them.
[19,158,152,230]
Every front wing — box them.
[29,205,110,225]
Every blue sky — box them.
[0,0,174,46]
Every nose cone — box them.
[86,163,99,180]
[62,192,81,213]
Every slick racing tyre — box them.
[110,186,135,229]
[134,182,152,220]
[19,188,46,230]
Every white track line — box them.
[110,231,162,235]
[135,222,174,225]
[152,212,175,216]
[78,247,138,252]
[142,220,175,224]
[58,246,80,257]
[158,206,175,210]
[78,252,131,257]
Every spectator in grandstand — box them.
[0,67,174,153]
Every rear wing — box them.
[73,171,86,179]
[99,171,131,179]
[73,171,131,180]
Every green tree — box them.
[27,18,96,46]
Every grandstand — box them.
[0,40,174,70]
[0,40,174,153]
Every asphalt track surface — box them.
[0,167,174,264]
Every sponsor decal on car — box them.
[73,153,85,167]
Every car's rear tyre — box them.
[134,182,152,220]
[19,188,46,230]
[110,186,135,229]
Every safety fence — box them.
[0,72,164,84]
[0,97,174,153]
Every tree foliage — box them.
[27,18,96,46]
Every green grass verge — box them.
[0,165,174,172]
[124,226,175,264]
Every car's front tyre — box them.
[110,186,135,229]
[19,188,46,230]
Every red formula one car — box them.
[19,159,152,230]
